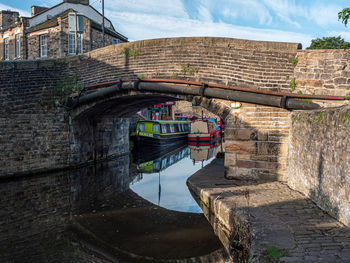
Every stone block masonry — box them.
[0,60,70,176]
[288,105,350,226]
[0,37,301,177]
[294,50,350,107]
[224,103,290,181]
[188,158,350,263]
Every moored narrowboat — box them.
[132,120,191,147]
[188,118,221,145]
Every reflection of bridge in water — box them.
[0,153,230,262]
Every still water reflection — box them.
[131,145,219,213]
[0,142,227,263]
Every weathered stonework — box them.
[173,100,227,119]
[0,8,126,61]
[0,37,302,177]
[224,103,290,181]
[293,50,350,107]
[3,37,350,181]
[288,105,350,226]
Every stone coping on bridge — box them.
[187,158,350,263]
[86,37,302,56]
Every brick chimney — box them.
[63,0,89,5]
[31,6,49,17]
[0,10,19,28]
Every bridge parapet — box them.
[0,37,348,178]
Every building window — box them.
[112,38,120,44]
[4,38,9,60]
[77,33,83,54]
[40,35,47,57]
[68,32,83,55]
[15,34,20,58]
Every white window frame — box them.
[68,32,83,55]
[40,34,47,57]
[77,33,83,54]
[68,32,75,55]
[15,34,20,58]
[4,38,9,60]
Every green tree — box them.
[306,36,350,49]
[338,8,350,26]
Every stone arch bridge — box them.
[0,37,348,179]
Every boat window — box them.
[166,124,171,133]
[170,124,175,133]
[153,123,160,133]
[174,124,179,133]
[153,161,160,171]
[161,158,167,169]
[161,124,167,134]
[138,123,145,132]
[179,123,183,132]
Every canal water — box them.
[0,143,229,263]
[131,146,215,213]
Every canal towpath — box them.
[187,158,350,263]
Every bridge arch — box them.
[69,89,233,164]
[1,37,307,178]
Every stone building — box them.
[0,0,127,60]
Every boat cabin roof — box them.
[137,120,191,125]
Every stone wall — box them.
[0,58,131,176]
[0,13,123,61]
[293,50,350,106]
[225,104,290,180]
[90,26,116,50]
[287,105,350,226]
[0,24,25,60]
[68,37,299,180]
[0,37,301,177]
[27,27,62,59]
[173,100,222,119]
[0,60,69,176]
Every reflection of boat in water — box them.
[190,141,221,164]
[188,118,221,146]
[131,120,191,148]
[134,145,190,173]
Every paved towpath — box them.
[187,158,350,263]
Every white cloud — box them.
[261,0,307,27]
[102,0,188,19]
[328,31,350,42]
[108,11,312,48]
[309,4,341,28]
[197,4,213,22]
[216,0,273,25]
[0,3,30,17]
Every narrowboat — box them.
[136,146,190,173]
[189,142,221,164]
[132,120,191,147]
[188,118,221,145]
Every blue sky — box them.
[1,0,350,48]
